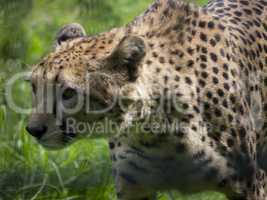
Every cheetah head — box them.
[26,23,150,149]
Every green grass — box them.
[0,0,228,199]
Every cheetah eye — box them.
[62,87,77,101]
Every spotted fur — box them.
[27,0,267,199]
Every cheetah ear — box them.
[55,23,86,46]
[108,36,146,81]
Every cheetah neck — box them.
[127,0,199,35]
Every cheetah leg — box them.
[228,197,246,200]
[117,194,157,200]
[114,177,156,200]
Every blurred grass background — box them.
[0,0,227,199]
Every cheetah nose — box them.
[26,125,47,139]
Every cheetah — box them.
[26,0,267,199]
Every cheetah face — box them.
[26,23,147,149]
